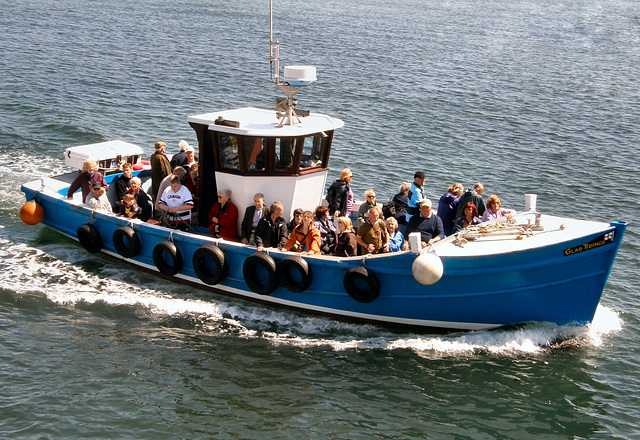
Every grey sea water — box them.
[1,0,639,438]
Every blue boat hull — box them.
[21,185,626,331]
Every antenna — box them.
[268,0,317,126]
[269,0,280,85]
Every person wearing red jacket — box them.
[208,189,239,241]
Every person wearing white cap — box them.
[184,145,197,170]
[405,198,444,248]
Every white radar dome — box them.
[412,252,444,285]
[283,66,317,87]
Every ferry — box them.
[19,5,626,332]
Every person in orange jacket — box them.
[283,210,321,255]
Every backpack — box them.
[326,180,341,208]
[382,197,396,218]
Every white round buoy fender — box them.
[412,252,444,285]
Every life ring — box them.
[343,266,380,303]
[277,256,312,293]
[242,253,278,295]
[113,226,141,258]
[153,241,183,276]
[192,245,228,285]
[77,224,103,254]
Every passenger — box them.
[169,140,190,170]
[455,182,485,222]
[287,208,303,235]
[154,166,187,213]
[241,193,269,245]
[454,202,482,231]
[314,206,338,255]
[437,182,464,236]
[150,141,172,199]
[357,189,380,228]
[114,162,134,208]
[283,210,321,255]
[157,175,194,231]
[326,168,353,218]
[334,217,357,257]
[482,195,516,222]
[392,182,411,225]
[208,189,239,241]
[67,159,107,203]
[386,217,407,252]
[84,181,112,212]
[356,207,389,255]
[184,163,199,210]
[406,199,444,248]
[119,193,140,218]
[184,145,197,170]
[407,171,426,222]
[255,202,288,252]
[127,177,152,221]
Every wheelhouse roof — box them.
[187,107,344,137]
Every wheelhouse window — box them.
[211,130,333,175]
[275,138,296,171]
[219,134,240,170]
[244,137,265,171]
[300,134,329,169]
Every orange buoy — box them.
[20,200,44,225]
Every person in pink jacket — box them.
[482,195,516,222]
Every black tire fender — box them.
[277,256,312,293]
[113,226,141,258]
[153,241,183,276]
[343,266,380,303]
[77,224,103,254]
[192,245,228,285]
[242,252,278,295]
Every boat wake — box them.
[0,234,622,357]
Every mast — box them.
[268,0,316,126]
[269,0,280,85]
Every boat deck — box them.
[435,213,615,257]
[27,175,616,262]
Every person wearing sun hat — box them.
[150,141,171,199]
[84,181,112,212]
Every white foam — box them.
[3,152,68,208]
[244,313,621,355]
[587,304,622,346]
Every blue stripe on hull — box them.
[23,187,627,330]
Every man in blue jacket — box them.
[406,171,426,222]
